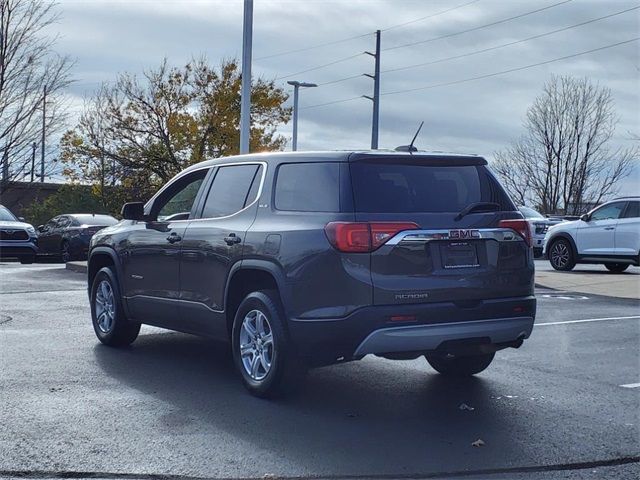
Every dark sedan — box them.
[37,214,118,262]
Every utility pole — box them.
[239,0,253,155]
[287,81,317,151]
[363,30,381,150]
[31,142,36,182]
[40,85,46,182]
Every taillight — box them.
[324,222,419,253]
[499,219,532,247]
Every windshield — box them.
[519,206,544,219]
[0,206,18,222]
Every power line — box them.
[256,33,370,61]
[317,73,364,87]
[381,37,639,96]
[301,37,639,109]
[301,96,362,110]
[256,0,479,61]
[383,0,574,52]
[382,0,481,32]
[274,52,364,80]
[382,5,640,75]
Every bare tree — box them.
[493,75,637,214]
[0,0,72,185]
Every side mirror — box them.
[580,214,590,222]
[18,216,25,222]
[121,202,146,221]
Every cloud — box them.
[53,0,639,194]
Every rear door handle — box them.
[224,233,242,245]
[167,233,182,243]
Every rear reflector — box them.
[499,219,532,247]
[325,222,419,253]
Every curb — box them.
[66,261,87,274]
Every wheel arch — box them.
[88,247,123,295]
[547,232,578,258]
[224,260,288,338]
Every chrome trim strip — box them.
[124,294,224,313]
[385,228,520,246]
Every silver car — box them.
[519,206,565,258]
[0,205,38,264]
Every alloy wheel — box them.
[95,280,115,333]
[551,241,570,269]
[239,309,274,381]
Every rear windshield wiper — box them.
[454,202,501,221]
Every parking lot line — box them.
[620,383,640,389]
[537,315,640,326]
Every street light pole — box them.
[287,81,317,151]
[239,0,253,155]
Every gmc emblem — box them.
[449,229,480,239]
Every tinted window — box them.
[57,216,72,229]
[0,206,17,221]
[622,201,639,219]
[201,164,260,218]
[590,202,626,221]
[351,163,484,213]
[72,214,118,226]
[244,165,264,207]
[275,162,340,212]
[156,170,208,221]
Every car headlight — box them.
[26,226,36,236]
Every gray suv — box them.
[88,151,536,397]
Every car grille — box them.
[0,229,29,241]
[534,223,548,235]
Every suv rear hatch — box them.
[347,153,533,306]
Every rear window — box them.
[72,215,117,226]
[351,163,510,213]
[275,162,340,212]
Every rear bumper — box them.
[354,316,533,356]
[288,296,536,366]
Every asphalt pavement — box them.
[0,263,638,480]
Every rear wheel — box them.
[549,238,576,271]
[90,266,140,347]
[604,263,629,273]
[232,290,305,397]
[426,352,495,377]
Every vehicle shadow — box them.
[93,332,542,476]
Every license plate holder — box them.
[441,242,479,269]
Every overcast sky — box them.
[54,0,639,195]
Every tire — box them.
[61,240,71,263]
[231,290,305,398]
[604,263,629,273]
[425,352,495,377]
[548,238,576,271]
[90,266,140,347]
[19,255,35,264]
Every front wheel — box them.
[604,263,629,273]
[90,266,140,347]
[19,255,35,264]
[425,352,495,377]
[549,238,576,271]
[61,240,72,263]
[232,290,305,398]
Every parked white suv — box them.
[543,197,640,273]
